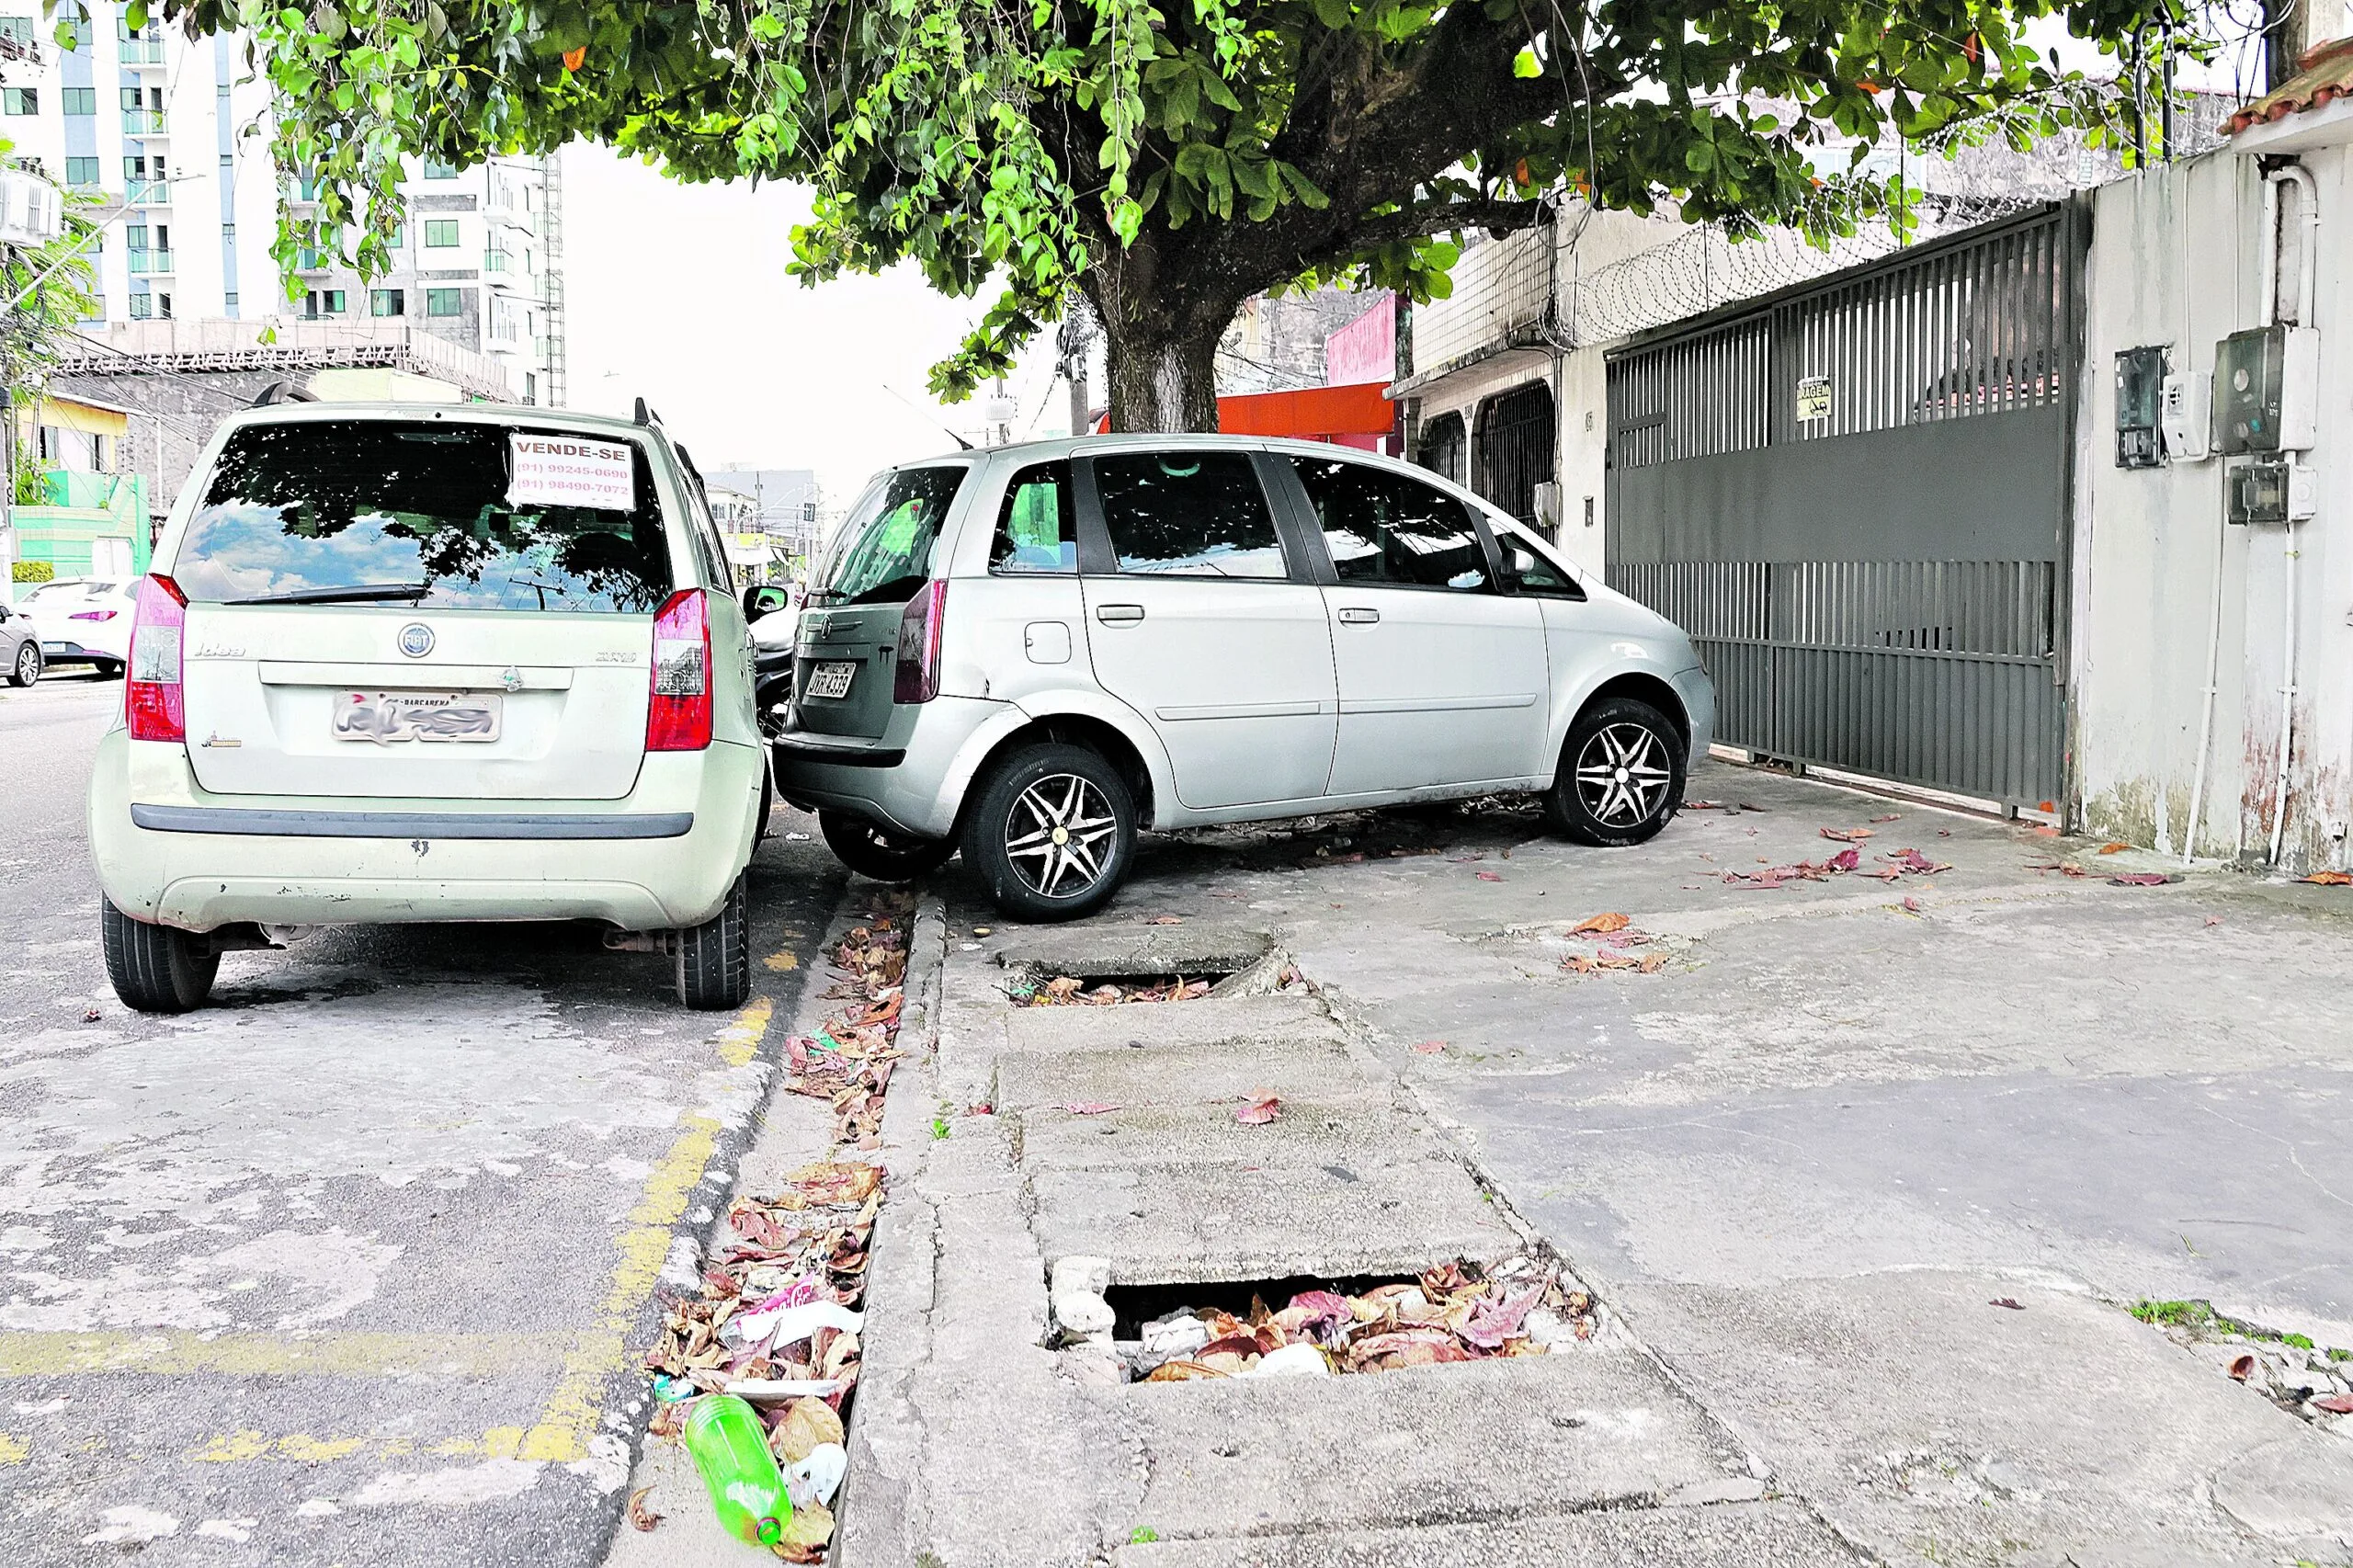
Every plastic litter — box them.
[785,1443,847,1509]
[682,1393,791,1545]
[722,1377,845,1402]
[728,1299,863,1351]
[1245,1343,1333,1378]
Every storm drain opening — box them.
[997,933,1303,1007]
[1047,1256,1599,1383]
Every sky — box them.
[561,148,1071,510]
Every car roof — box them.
[214,400,663,444]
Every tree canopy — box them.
[149,0,2188,427]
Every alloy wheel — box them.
[1574,722,1672,827]
[14,645,34,685]
[1004,773,1118,898]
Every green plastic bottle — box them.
[682,1394,792,1545]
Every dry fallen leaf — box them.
[1989,1298,2024,1311]
[1475,870,1504,882]
[1571,912,1631,935]
[2314,1393,2353,1414]
[1235,1092,1284,1125]
[1635,953,1667,973]
[1063,1101,1122,1116]
[1870,813,1901,823]
[1820,826,1874,842]
[81,1008,101,1022]
[1411,1040,1447,1055]
[1142,915,1185,926]
[627,1486,661,1532]
[2228,1353,2256,1381]
[1903,896,1923,913]
[2109,873,2173,887]
[2302,870,2353,886]
[772,1396,846,1463]
[2097,842,2131,855]
[2204,915,2224,927]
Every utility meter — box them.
[2214,325,2320,453]
[2160,369,2212,462]
[2115,347,2166,468]
[2227,460,2320,525]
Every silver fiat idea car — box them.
[770,436,1714,921]
[86,399,769,1012]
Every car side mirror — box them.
[743,585,791,621]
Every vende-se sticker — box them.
[508,434,635,510]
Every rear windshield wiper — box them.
[225,583,433,607]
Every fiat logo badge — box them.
[397,623,435,658]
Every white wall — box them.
[2075,142,2353,872]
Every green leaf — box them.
[1512,48,1540,79]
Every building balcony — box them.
[117,36,165,63]
[127,247,173,276]
[119,108,166,135]
[125,179,169,205]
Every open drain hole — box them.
[1060,1259,1597,1383]
[998,939,1304,1006]
[1009,971,1234,1006]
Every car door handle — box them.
[1336,607,1381,625]
[1096,604,1145,626]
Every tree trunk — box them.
[1084,238,1234,433]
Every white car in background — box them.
[85,398,769,1014]
[21,577,134,676]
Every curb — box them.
[835,894,949,1566]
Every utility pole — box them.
[1057,301,1097,437]
[2260,0,2308,94]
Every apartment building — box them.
[0,2,564,403]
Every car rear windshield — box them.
[172,420,674,612]
[812,464,968,607]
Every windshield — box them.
[812,465,968,607]
[172,420,675,613]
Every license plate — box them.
[806,662,857,700]
[334,690,503,744]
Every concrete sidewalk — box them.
[832,758,2353,1566]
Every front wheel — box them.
[676,871,751,1010]
[8,642,40,687]
[960,743,1136,923]
[1542,698,1686,847]
[102,900,219,1013]
[818,810,955,883]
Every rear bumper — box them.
[771,696,1009,839]
[90,732,762,932]
[39,638,119,665]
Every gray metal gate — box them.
[1478,381,1555,528]
[1605,201,2085,808]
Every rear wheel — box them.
[101,900,219,1013]
[960,743,1135,923]
[676,871,751,1010]
[819,809,955,883]
[1542,698,1686,847]
[8,642,39,687]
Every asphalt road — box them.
[0,673,843,1563]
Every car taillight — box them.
[126,574,187,743]
[71,608,119,621]
[646,588,712,752]
[893,580,948,705]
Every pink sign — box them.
[1324,295,1396,387]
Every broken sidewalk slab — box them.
[996,994,1347,1058]
[1111,1500,1859,1567]
[993,925,1279,980]
[1017,1098,1433,1172]
[1027,1155,1518,1286]
[1608,1269,2318,1566]
[994,1034,1379,1112]
[1118,1352,1753,1539]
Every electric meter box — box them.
[2114,347,2166,468]
[2226,460,2319,525]
[2161,369,2213,461]
[2214,324,2319,453]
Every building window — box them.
[156,291,171,318]
[423,160,459,179]
[523,372,536,404]
[62,87,97,116]
[370,289,404,317]
[426,287,462,318]
[63,156,100,187]
[385,222,404,248]
[56,6,91,48]
[423,218,459,247]
[2,88,39,115]
[0,15,35,44]
[130,292,153,320]
[303,289,346,317]
[223,291,238,317]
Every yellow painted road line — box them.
[0,1331,570,1380]
[5,953,791,1471]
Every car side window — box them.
[990,460,1076,574]
[1290,457,1491,592]
[1092,451,1289,579]
[1496,528,1587,599]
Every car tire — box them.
[1542,697,1686,847]
[676,871,751,1011]
[7,642,39,687]
[819,809,955,883]
[960,743,1135,923]
[101,899,219,1014]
